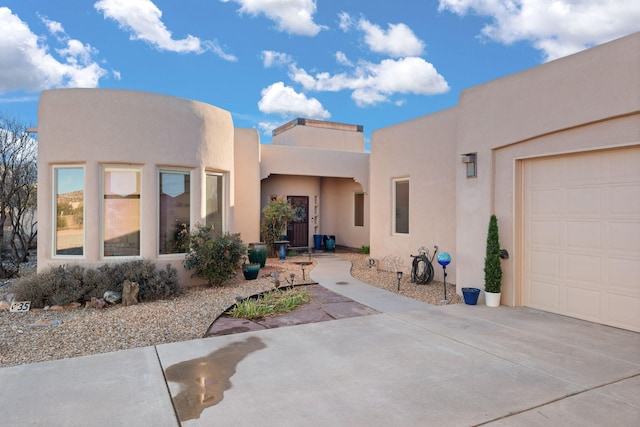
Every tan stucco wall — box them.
[370,108,458,281]
[260,144,369,193]
[37,88,235,286]
[320,177,370,249]
[456,31,640,303]
[233,128,261,243]
[370,31,639,297]
[272,122,364,152]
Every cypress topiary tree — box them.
[484,214,503,294]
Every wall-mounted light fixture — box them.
[461,153,477,178]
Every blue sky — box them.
[1,1,639,148]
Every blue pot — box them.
[462,287,480,305]
[278,242,287,260]
[325,239,335,251]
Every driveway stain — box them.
[164,336,266,422]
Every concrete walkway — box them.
[1,254,639,426]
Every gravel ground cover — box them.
[337,252,462,307]
[0,252,461,367]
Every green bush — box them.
[11,260,181,308]
[360,245,370,254]
[260,200,294,255]
[484,214,503,294]
[183,223,247,286]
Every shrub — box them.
[11,260,181,308]
[360,245,370,254]
[183,223,247,286]
[260,200,294,255]
[484,214,503,294]
[139,264,180,301]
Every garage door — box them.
[523,146,640,332]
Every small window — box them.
[103,167,141,257]
[159,169,191,254]
[54,166,84,256]
[354,192,364,227]
[393,179,409,234]
[205,172,224,234]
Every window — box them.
[159,170,191,254]
[354,192,364,227]
[103,167,141,257]
[394,179,409,234]
[54,166,84,256]
[205,172,224,234]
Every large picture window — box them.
[103,167,141,257]
[159,170,191,254]
[54,166,84,256]
[394,179,409,234]
[205,172,224,234]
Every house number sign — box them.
[10,301,31,312]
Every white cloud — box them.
[258,82,330,119]
[358,18,425,57]
[258,121,280,135]
[290,57,449,107]
[0,7,108,94]
[338,11,354,32]
[221,0,324,36]
[262,50,293,68]
[439,0,640,61]
[38,15,65,36]
[335,51,353,67]
[95,0,237,60]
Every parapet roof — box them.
[272,118,363,137]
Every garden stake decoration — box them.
[437,252,452,304]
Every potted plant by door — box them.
[484,214,503,307]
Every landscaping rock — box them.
[90,297,107,309]
[122,280,139,306]
[64,302,82,309]
[0,301,9,311]
[103,291,122,304]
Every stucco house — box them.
[37,32,639,332]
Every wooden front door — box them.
[287,196,309,247]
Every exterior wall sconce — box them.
[461,153,477,178]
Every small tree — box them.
[484,214,502,293]
[183,223,247,286]
[0,115,38,277]
[260,199,294,255]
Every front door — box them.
[287,195,309,247]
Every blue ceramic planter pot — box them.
[462,287,480,305]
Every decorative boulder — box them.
[103,291,122,304]
[90,297,107,309]
[122,280,139,306]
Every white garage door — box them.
[523,146,640,332]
